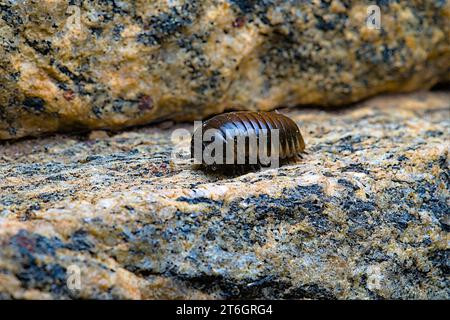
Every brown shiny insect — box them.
[191,111,306,174]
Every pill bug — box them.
[190,111,306,174]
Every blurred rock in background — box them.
[1,0,449,139]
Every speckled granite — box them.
[1,0,450,139]
[0,91,448,299]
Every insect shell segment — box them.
[190,111,306,173]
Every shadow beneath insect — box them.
[190,153,307,179]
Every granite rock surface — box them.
[1,0,450,139]
[0,91,449,299]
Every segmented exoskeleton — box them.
[191,111,306,174]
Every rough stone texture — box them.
[1,0,450,139]
[0,91,448,299]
